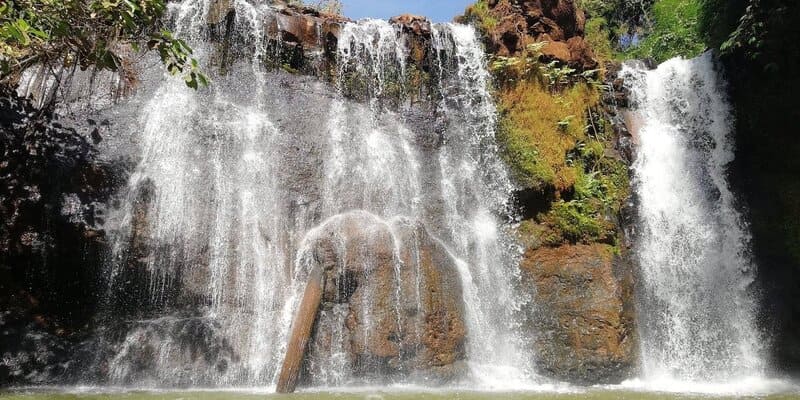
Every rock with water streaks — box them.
[298,211,467,385]
[519,244,637,384]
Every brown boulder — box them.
[566,36,598,70]
[465,0,597,69]
[299,211,467,384]
[520,244,637,384]
[540,37,572,63]
[389,14,432,37]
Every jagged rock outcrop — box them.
[205,0,437,78]
[520,244,637,383]
[461,0,598,69]
[298,211,467,385]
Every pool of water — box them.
[3,385,800,400]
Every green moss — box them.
[462,0,498,35]
[498,119,557,190]
[584,17,617,62]
[497,80,601,191]
[494,74,630,246]
[539,155,629,245]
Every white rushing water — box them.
[622,53,766,386]
[101,0,532,390]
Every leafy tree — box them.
[0,0,207,89]
[624,0,705,62]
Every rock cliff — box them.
[459,0,639,384]
[0,0,640,388]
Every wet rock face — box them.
[299,211,467,384]
[0,290,76,385]
[390,14,433,36]
[520,244,637,384]
[0,86,116,386]
[206,0,437,78]
[104,317,238,386]
[465,0,597,69]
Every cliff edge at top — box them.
[460,0,598,70]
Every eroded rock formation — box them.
[298,211,467,384]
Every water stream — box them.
[623,53,766,388]
[99,0,531,390]
[8,0,796,396]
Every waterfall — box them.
[99,0,532,389]
[623,53,766,386]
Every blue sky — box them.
[342,0,474,22]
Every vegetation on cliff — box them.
[463,1,630,248]
[462,2,638,382]
[578,0,800,373]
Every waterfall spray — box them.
[623,53,765,386]
[99,1,533,389]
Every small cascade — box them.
[623,53,765,385]
[99,0,532,390]
[105,0,304,386]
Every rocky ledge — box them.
[461,0,598,70]
[203,0,438,79]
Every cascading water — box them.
[623,53,766,386]
[98,0,533,389]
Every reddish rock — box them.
[390,14,432,36]
[566,36,596,70]
[541,38,572,63]
[520,244,637,383]
[300,212,467,384]
[463,0,597,69]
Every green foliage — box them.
[696,0,748,49]
[709,0,795,64]
[583,17,616,61]
[461,0,498,35]
[541,154,629,245]
[579,0,655,29]
[0,0,207,89]
[578,0,655,57]
[624,0,706,62]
